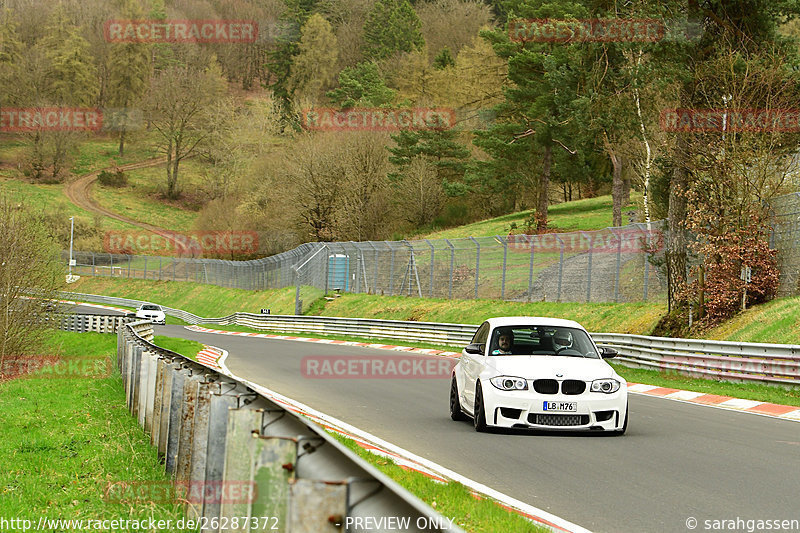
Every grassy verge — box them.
[0,330,195,530]
[419,194,641,240]
[329,432,548,533]
[153,335,204,360]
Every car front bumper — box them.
[481,381,627,431]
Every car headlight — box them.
[590,379,620,394]
[489,376,528,391]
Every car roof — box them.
[484,316,586,330]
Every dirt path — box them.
[63,157,173,236]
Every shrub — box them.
[97,168,127,187]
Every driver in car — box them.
[492,330,514,355]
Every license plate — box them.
[543,401,577,412]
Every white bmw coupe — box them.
[450,317,628,434]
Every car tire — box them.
[615,406,628,436]
[450,376,467,421]
[473,383,488,432]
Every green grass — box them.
[153,335,204,360]
[701,295,800,344]
[420,194,641,240]
[70,138,159,176]
[330,432,548,533]
[92,160,207,232]
[0,330,196,530]
[611,363,800,407]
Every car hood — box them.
[484,356,617,381]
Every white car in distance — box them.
[450,317,628,434]
[135,303,166,325]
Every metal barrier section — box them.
[73,289,800,387]
[118,320,462,532]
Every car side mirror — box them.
[600,346,618,359]
[465,343,485,355]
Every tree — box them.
[144,65,226,199]
[363,0,424,61]
[326,61,396,107]
[433,46,455,69]
[477,0,588,230]
[0,9,23,107]
[107,0,151,157]
[289,13,339,104]
[417,0,493,59]
[0,195,63,372]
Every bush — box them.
[97,168,127,187]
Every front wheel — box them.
[473,383,488,432]
[450,376,467,421]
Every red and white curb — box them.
[196,345,225,370]
[213,355,591,533]
[627,383,800,422]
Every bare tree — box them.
[0,196,63,375]
[144,64,226,199]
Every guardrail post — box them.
[157,362,176,457]
[202,389,238,526]
[165,365,187,474]
[187,380,215,521]
[241,434,293,527]
[176,372,204,483]
[219,407,263,526]
[152,358,166,448]
[289,479,348,533]
[137,348,151,428]
[130,345,142,416]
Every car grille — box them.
[528,414,590,426]
[561,380,586,395]
[533,379,559,394]
[532,379,586,395]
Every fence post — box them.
[497,236,508,300]
[556,235,565,302]
[92,252,95,276]
[159,256,162,281]
[528,235,535,302]
[613,228,622,303]
[445,239,455,299]
[387,241,396,296]
[425,239,435,298]
[144,256,148,280]
[583,231,593,302]
[469,237,480,299]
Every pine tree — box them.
[326,62,396,108]
[363,0,425,60]
[107,0,151,156]
[433,47,454,70]
[289,13,339,104]
[40,5,98,106]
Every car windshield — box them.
[489,326,599,358]
[141,305,160,311]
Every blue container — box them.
[328,254,350,291]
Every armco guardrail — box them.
[67,291,800,387]
[53,313,127,334]
[592,333,800,387]
[119,320,462,533]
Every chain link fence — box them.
[67,222,669,306]
[772,192,800,297]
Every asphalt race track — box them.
[73,307,800,533]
